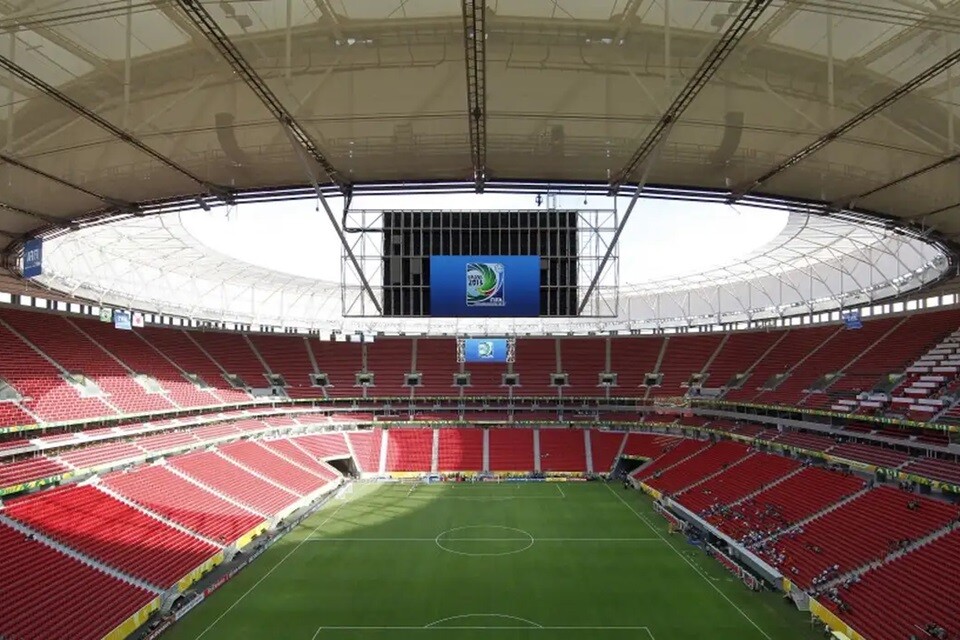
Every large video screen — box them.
[430,255,540,317]
[461,338,511,363]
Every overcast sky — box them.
[182,192,788,283]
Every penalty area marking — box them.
[555,483,565,498]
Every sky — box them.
[181,192,789,284]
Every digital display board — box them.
[462,338,511,363]
[429,255,540,317]
[22,238,42,278]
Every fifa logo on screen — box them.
[477,340,495,359]
[465,262,505,307]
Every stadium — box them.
[3,1,960,639]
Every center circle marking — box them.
[434,525,535,557]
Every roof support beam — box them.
[609,0,773,191]
[0,150,130,210]
[462,0,487,191]
[579,123,672,315]
[0,201,71,228]
[174,0,351,195]
[731,44,960,202]
[0,53,211,190]
[850,0,960,68]
[835,151,960,210]
[281,122,381,315]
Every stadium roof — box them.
[1,0,960,326]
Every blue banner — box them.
[463,338,509,363]
[842,310,862,329]
[430,255,540,317]
[22,238,42,278]
[114,309,132,330]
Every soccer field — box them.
[164,482,822,640]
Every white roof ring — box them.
[30,189,951,335]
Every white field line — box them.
[556,483,566,498]
[604,483,771,640]
[305,537,663,542]
[193,498,352,640]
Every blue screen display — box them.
[463,338,509,363]
[22,238,42,279]
[430,255,540,317]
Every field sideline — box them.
[163,482,823,640]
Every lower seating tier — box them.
[4,485,219,588]
[0,523,157,640]
[104,464,266,544]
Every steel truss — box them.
[732,44,960,201]
[174,0,350,194]
[462,0,487,191]
[609,0,773,190]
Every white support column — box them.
[431,428,439,473]
[378,429,389,475]
[533,428,541,473]
[482,428,490,472]
[584,429,594,474]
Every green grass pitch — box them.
[164,482,823,640]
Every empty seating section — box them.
[488,428,534,471]
[644,441,750,495]
[538,428,586,471]
[679,453,800,514]
[4,485,218,588]
[414,339,456,396]
[589,430,626,472]
[0,457,68,486]
[760,486,958,588]
[4,311,175,414]
[0,523,155,640]
[0,401,34,427]
[753,326,849,405]
[260,439,337,482]
[513,339,557,396]
[726,327,835,402]
[437,428,483,471]
[562,339,607,396]
[137,430,201,454]
[903,458,960,485]
[104,465,264,543]
[385,428,434,472]
[312,340,362,396]
[219,441,328,495]
[703,332,781,390]
[171,451,299,515]
[824,530,960,640]
[0,317,115,424]
[58,442,146,468]
[346,429,382,473]
[773,431,836,452]
[139,328,249,402]
[365,340,412,396]
[655,335,723,396]
[632,439,707,479]
[294,432,351,460]
[622,433,682,459]
[830,442,911,468]
[77,319,217,408]
[713,466,865,543]
[464,359,506,394]
[190,333,267,388]
[610,336,664,394]
[249,335,320,397]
